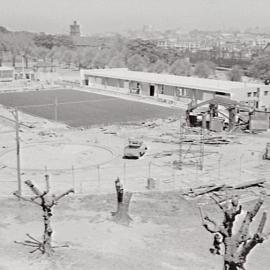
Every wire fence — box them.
[0,160,187,197]
[1,149,266,198]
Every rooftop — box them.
[82,68,263,93]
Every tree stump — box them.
[112,178,133,226]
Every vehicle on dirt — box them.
[123,138,147,159]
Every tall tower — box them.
[70,21,80,37]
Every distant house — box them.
[0,67,14,82]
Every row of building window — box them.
[247,91,268,97]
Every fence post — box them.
[54,96,58,122]
[172,166,176,188]
[97,165,101,191]
[72,165,75,191]
[148,161,152,179]
[123,162,126,186]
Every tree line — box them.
[0,27,270,82]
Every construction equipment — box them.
[186,96,251,131]
[263,143,270,160]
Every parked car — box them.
[123,138,147,159]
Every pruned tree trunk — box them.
[112,178,133,226]
[14,175,74,255]
[200,195,270,270]
[42,206,53,255]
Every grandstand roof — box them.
[82,68,263,93]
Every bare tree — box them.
[200,195,270,270]
[111,177,133,226]
[13,175,74,255]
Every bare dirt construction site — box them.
[0,88,269,270]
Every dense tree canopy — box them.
[34,34,74,50]
[127,54,149,71]
[248,53,270,80]
[0,26,265,83]
[148,60,169,73]
[194,61,216,78]
[227,65,243,82]
[169,59,192,76]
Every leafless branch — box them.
[236,198,264,243]
[256,211,267,235]
[53,188,74,203]
[24,180,43,196]
[14,241,39,247]
[26,233,41,244]
[211,195,226,211]
[13,192,41,206]
[44,174,50,194]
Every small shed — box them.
[249,111,270,131]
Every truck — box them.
[123,138,147,159]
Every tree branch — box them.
[52,188,74,203]
[210,195,226,211]
[24,180,43,196]
[44,174,50,194]
[256,211,267,235]
[236,198,264,243]
[13,191,41,206]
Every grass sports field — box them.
[0,89,181,127]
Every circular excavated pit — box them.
[0,142,115,172]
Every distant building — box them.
[69,21,107,48]
[0,67,14,82]
[70,21,80,37]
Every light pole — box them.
[11,108,22,196]
[21,52,25,79]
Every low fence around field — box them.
[1,161,180,197]
[0,149,267,198]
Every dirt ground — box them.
[0,192,269,270]
[0,87,269,269]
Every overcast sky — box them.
[0,0,269,34]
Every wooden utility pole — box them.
[14,108,22,197]
[199,125,204,170]
[178,118,183,170]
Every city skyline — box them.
[1,0,270,35]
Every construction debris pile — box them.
[152,127,234,145]
[182,179,270,203]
